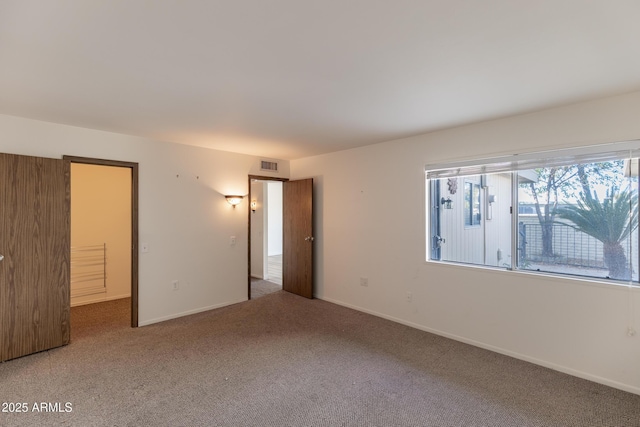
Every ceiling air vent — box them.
[260,160,279,172]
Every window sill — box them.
[424,259,640,292]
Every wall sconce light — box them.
[225,195,244,208]
[250,200,257,213]
[441,197,453,209]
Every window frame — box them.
[425,141,640,286]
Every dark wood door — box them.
[282,178,314,298]
[0,153,70,362]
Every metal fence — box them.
[518,222,607,268]
[516,219,639,281]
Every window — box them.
[426,142,640,284]
[464,180,481,226]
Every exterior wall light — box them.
[225,195,244,207]
[441,197,453,209]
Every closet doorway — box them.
[65,156,139,328]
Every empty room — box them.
[1,1,639,426]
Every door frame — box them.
[430,179,442,260]
[247,175,288,300]
[64,156,139,327]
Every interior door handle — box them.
[0,254,4,262]
[304,236,314,242]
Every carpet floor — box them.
[251,278,282,299]
[1,292,639,426]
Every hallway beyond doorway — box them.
[267,254,282,285]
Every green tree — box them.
[525,166,576,257]
[558,187,638,280]
[521,161,622,258]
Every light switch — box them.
[230,236,236,246]
[141,242,149,253]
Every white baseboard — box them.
[138,298,246,327]
[71,294,131,307]
[318,296,640,396]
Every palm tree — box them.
[558,187,638,280]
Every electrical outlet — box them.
[406,292,412,303]
[360,277,368,287]
[628,327,637,337]
[172,280,180,291]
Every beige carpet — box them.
[250,278,282,299]
[70,297,131,341]
[1,292,639,426]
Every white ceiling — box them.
[1,1,640,160]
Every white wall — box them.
[250,181,266,279]
[71,163,131,306]
[439,175,484,265]
[290,91,640,395]
[437,173,512,267]
[0,114,289,326]
[267,181,283,256]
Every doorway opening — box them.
[248,175,288,299]
[65,156,139,328]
